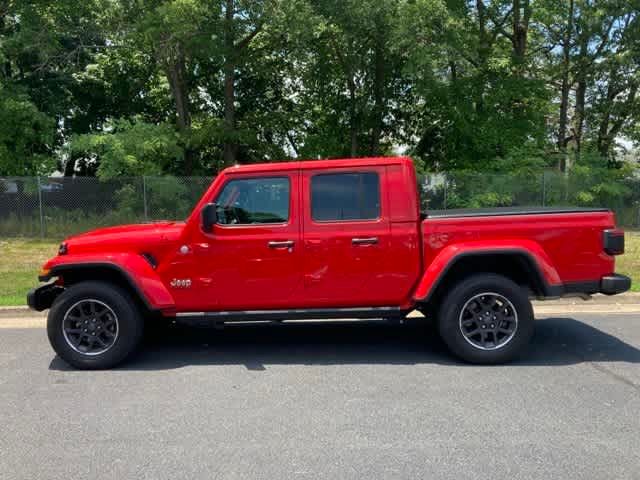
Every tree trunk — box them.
[349,77,358,157]
[165,51,190,132]
[63,156,76,177]
[608,83,637,141]
[163,42,193,175]
[598,81,637,161]
[512,0,530,67]
[223,58,237,165]
[574,75,586,155]
[1,3,15,80]
[369,35,385,156]
[223,0,237,166]
[449,60,457,84]
[475,0,490,114]
[573,37,588,159]
[286,133,300,157]
[596,70,617,159]
[557,0,574,172]
[476,0,490,66]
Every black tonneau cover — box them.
[424,206,609,219]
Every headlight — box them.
[58,243,68,255]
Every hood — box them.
[62,221,185,254]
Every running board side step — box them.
[173,306,406,327]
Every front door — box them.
[187,172,303,311]
[301,166,394,307]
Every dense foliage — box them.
[0,0,638,182]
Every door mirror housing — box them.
[201,203,218,232]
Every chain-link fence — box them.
[1,171,639,238]
[0,176,213,238]
[419,170,640,228]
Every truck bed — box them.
[421,207,616,285]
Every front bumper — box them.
[600,274,631,295]
[27,283,64,311]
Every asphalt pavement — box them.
[1,312,639,479]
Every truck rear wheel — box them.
[437,274,534,364]
[47,281,144,369]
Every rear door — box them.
[301,166,395,307]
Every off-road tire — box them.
[437,274,534,364]
[47,281,144,369]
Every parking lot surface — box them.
[1,313,639,479]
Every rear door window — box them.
[311,172,380,221]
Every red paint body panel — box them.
[44,253,176,309]
[414,240,561,301]
[38,157,624,314]
[160,170,304,310]
[300,164,395,307]
[416,211,615,300]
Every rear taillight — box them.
[603,229,624,255]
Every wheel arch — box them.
[415,248,558,310]
[51,264,153,312]
[41,260,175,313]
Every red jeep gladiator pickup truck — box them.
[28,157,630,369]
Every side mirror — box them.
[201,203,218,232]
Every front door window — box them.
[216,177,290,225]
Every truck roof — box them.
[220,156,413,175]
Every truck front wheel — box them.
[47,281,144,369]
[437,274,534,364]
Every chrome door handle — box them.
[268,240,295,249]
[352,237,378,245]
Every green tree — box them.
[0,0,637,180]
[407,0,551,171]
